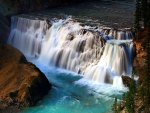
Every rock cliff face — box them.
[0,45,51,110]
[119,29,148,113]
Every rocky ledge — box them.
[122,76,133,88]
[0,45,51,111]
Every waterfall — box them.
[8,17,48,57]
[8,16,135,86]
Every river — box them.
[8,0,135,113]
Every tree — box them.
[142,21,150,112]
[141,0,148,27]
[135,0,141,32]
[124,1,150,112]
[135,0,150,31]
[125,76,136,113]
[135,1,150,112]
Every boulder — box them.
[122,76,133,87]
[0,44,51,109]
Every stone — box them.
[122,76,133,87]
[0,44,51,109]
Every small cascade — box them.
[113,76,124,88]
[99,28,134,40]
[8,16,135,86]
[8,17,48,57]
[84,41,134,84]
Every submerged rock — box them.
[0,45,51,109]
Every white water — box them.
[22,60,128,113]
[8,16,135,87]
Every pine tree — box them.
[143,21,150,112]
[141,0,148,27]
[138,2,150,111]
[135,0,141,32]
[125,0,150,112]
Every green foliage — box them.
[134,0,141,31]
[134,0,150,32]
[141,0,148,27]
[124,1,150,112]
[112,97,123,113]
[141,24,150,112]
[125,78,136,113]
[112,97,118,113]
[134,1,150,111]
[117,102,122,112]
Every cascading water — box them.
[8,16,135,87]
[6,0,136,112]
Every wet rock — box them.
[0,45,51,109]
[122,76,133,87]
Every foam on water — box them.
[22,59,127,113]
[8,16,135,86]
[8,15,135,113]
